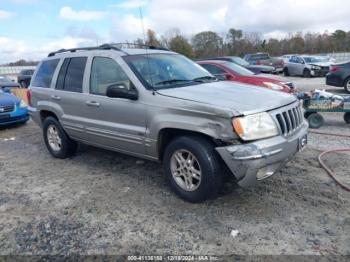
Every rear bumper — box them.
[28,106,41,127]
[216,123,308,187]
[326,73,344,87]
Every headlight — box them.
[263,82,284,90]
[311,65,321,70]
[232,112,279,141]
[19,100,27,108]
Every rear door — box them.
[52,56,89,141]
[81,55,146,155]
[288,56,298,75]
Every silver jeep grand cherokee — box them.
[28,44,308,203]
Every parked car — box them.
[0,89,29,126]
[283,55,333,77]
[326,61,350,93]
[17,69,35,88]
[0,75,20,92]
[28,44,308,203]
[197,60,294,93]
[243,53,284,73]
[203,56,276,74]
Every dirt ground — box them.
[0,77,349,257]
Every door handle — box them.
[51,95,61,101]
[86,101,100,107]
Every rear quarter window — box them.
[31,59,59,88]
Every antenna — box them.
[139,6,155,90]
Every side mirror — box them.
[223,73,234,80]
[106,84,138,100]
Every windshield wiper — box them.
[154,79,193,86]
[192,76,217,82]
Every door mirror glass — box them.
[106,84,138,100]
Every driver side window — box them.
[90,57,133,96]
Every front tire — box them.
[163,136,223,203]
[20,81,27,88]
[303,69,311,78]
[344,112,350,124]
[344,77,350,94]
[42,117,77,159]
[283,67,290,76]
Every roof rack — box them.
[110,42,170,51]
[47,44,125,57]
[47,43,170,57]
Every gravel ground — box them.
[0,76,349,258]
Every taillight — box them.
[26,89,32,106]
[330,65,340,72]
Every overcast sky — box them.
[0,0,350,63]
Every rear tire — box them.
[163,136,223,203]
[20,81,27,88]
[307,113,324,129]
[344,112,350,124]
[303,69,311,78]
[283,67,290,76]
[344,77,350,94]
[42,117,77,159]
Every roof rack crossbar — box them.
[110,42,170,51]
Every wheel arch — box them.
[157,128,220,162]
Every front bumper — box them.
[216,123,308,187]
[310,69,329,77]
[0,106,29,126]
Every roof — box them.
[197,60,228,65]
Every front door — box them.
[82,56,146,155]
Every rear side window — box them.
[56,57,87,93]
[90,57,132,96]
[31,59,59,88]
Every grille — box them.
[274,103,303,136]
[0,104,15,113]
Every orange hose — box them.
[318,149,350,192]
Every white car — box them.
[283,55,333,77]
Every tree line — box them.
[141,28,350,59]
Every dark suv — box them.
[17,69,34,88]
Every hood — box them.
[309,62,332,67]
[257,74,288,83]
[0,91,20,105]
[156,81,296,115]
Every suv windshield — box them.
[223,62,254,76]
[124,54,215,90]
[303,57,322,63]
[251,54,270,60]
